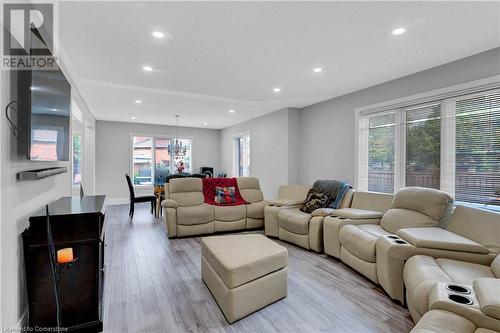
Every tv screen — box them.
[27,69,71,161]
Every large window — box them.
[72,133,82,186]
[358,89,500,208]
[234,134,250,177]
[132,135,192,185]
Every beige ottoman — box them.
[201,234,288,323]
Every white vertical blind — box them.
[367,112,396,193]
[356,88,500,210]
[454,91,500,204]
[405,103,441,189]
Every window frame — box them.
[355,75,500,204]
[232,131,251,177]
[72,131,83,188]
[130,133,194,187]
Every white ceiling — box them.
[58,1,500,129]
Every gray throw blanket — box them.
[312,180,352,209]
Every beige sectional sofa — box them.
[264,185,311,238]
[334,187,453,284]
[161,177,267,238]
[275,188,353,252]
[323,191,394,258]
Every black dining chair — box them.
[125,174,156,219]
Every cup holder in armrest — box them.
[387,235,399,239]
[394,240,407,245]
[448,294,473,305]
[446,285,471,294]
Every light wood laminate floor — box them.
[102,204,415,333]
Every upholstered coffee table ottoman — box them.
[201,234,288,323]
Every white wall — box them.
[95,120,220,202]
[298,47,500,186]
[0,69,96,329]
[219,108,299,199]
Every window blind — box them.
[405,104,441,189]
[454,91,500,205]
[367,113,396,193]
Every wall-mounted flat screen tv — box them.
[27,69,71,161]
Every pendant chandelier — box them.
[172,115,187,160]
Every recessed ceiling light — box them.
[152,31,165,39]
[134,99,142,104]
[229,109,235,113]
[392,27,406,35]
[203,122,208,126]
[273,88,281,93]
[131,116,136,120]
[142,65,153,72]
[313,67,323,73]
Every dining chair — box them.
[125,174,156,219]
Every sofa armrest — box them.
[396,227,489,254]
[474,278,500,320]
[326,208,383,220]
[161,199,179,209]
[268,198,303,207]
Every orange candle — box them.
[57,248,74,264]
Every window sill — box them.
[455,201,500,213]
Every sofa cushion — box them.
[201,234,287,289]
[278,208,311,235]
[390,187,453,221]
[300,190,334,214]
[447,205,500,254]
[404,255,495,317]
[435,258,495,283]
[214,205,246,222]
[329,208,384,220]
[237,177,264,203]
[474,278,500,320]
[381,208,438,234]
[410,310,476,333]
[246,200,268,219]
[339,224,390,263]
[177,204,214,225]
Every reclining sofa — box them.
[161,177,267,237]
[332,187,454,284]
[268,184,354,252]
[377,204,500,304]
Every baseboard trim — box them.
[105,197,129,205]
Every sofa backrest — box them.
[277,185,311,201]
[447,205,500,255]
[339,188,354,208]
[237,177,263,203]
[380,187,454,234]
[491,254,500,278]
[351,191,393,212]
[169,178,204,207]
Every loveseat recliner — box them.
[276,187,353,252]
[336,187,453,283]
[161,177,267,237]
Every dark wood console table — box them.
[22,195,106,332]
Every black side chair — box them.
[125,174,156,219]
